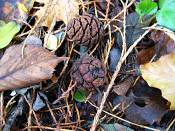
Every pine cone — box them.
[66,14,103,46]
[71,55,106,89]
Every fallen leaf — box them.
[74,89,87,102]
[113,76,134,96]
[137,30,175,64]
[137,47,155,65]
[136,0,158,17]
[116,12,152,48]
[140,52,175,109]
[151,30,175,58]
[33,92,46,111]
[0,21,20,49]
[0,44,67,91]
[35,0,79,27]
[113,80,169,125]
[124,98,168,125]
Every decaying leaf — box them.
[35,0,79,27]
[151,30,175,58]
[124,98,168,125]
[116,12,151,48]
[137,30,175,64]
[0,44,67,91]
[113,76,134,95]
[113,80,169,125]
[33,92,46,111]
[140,52,175,109]
[137,47,155,64]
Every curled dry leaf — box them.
[35,0,79,27]
[0,44,67,91]
[140,52,175,109]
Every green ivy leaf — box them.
[136,0,158,16]
[74,89,87,102]
[159,0,175,9]
[156,8,175,31]
[0,21,20,49]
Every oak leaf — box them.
[140,52,175,109]
[35,0,79,27]
[0,44,67,91]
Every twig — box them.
[53,81,76,104]
[166,115,175,131]
[46,102,57,124]
[24,95,42,131]
[0,92,5,128]
[104,0,135,29]
[23,126,76,131]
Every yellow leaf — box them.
[35,0,79,27]
[140,52,175,109]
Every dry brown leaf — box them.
[151,30,175,58]
[137,30,175,65]
[113,77,134,95]
[137,47,155,65]
[140,52,175,109]
[113,81,169,125]
[35,0,79,27]
[0,44,67,91]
